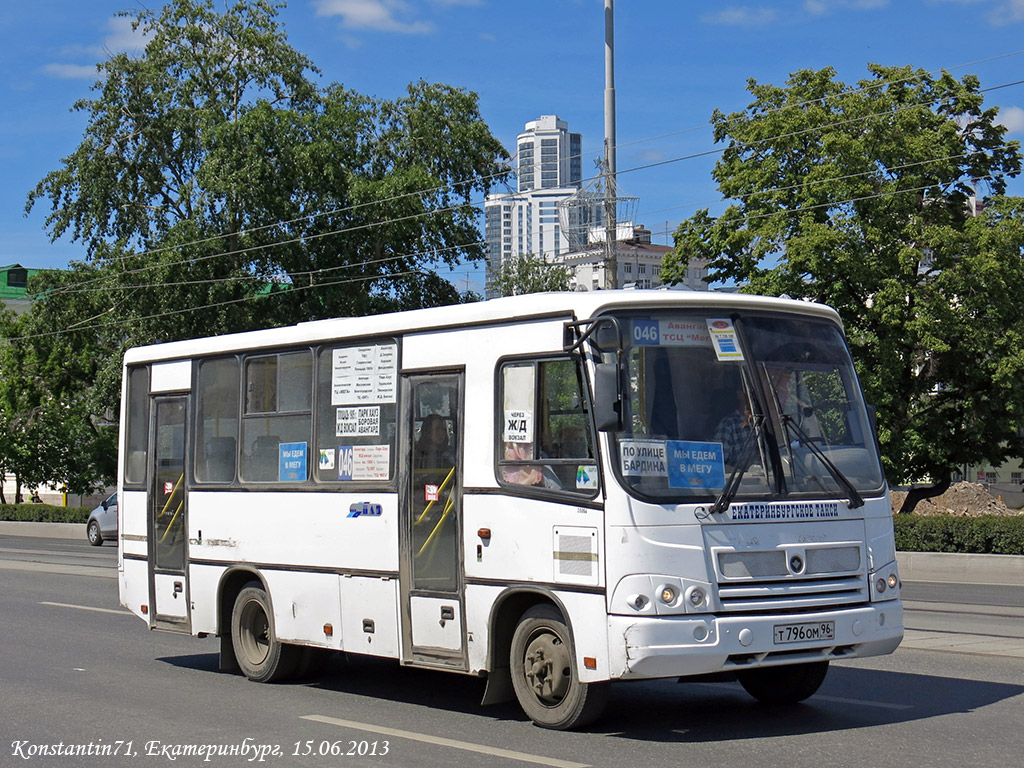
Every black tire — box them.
[509,604,609,730]
[737,660,829,704]
[87,521,103,546]
[230,582,299,683]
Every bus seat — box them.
[204,436,236,483]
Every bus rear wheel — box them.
[231,583,298,683]
[509,604,608,730]
[737,660,829,704]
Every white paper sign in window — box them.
[503,409,534,443]
[336,405,381,437]
[332,343,397,405]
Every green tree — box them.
[0,296,115,498]
[494,253,572,296]
[661,65,1024,508]
[20,0,507,493]
[26,0,506,338]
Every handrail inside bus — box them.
[414,466,455,526]
[417,494,455,560]
[157,474,184,518]
[160,500,184,544]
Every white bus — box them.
[117,290,902,729]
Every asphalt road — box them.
[1,535,1022,768]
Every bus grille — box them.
[714,545,867,613]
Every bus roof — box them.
[122,290,842,365]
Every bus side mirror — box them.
[593,362,623,432]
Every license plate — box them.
[773,621,835,644]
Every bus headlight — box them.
[658,585,678,605]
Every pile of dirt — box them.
[890,481,1021,516]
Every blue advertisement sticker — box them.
[278,442,308,482]
[666,440,725,489]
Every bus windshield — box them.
[607,311,884,503]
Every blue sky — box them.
[2,0,1024,294]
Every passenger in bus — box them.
[502,442,561,489]
[713,386,753,467]
[415,413,454,469]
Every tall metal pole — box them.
[603,0,617,289]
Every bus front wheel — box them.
[737,660,829,704]
[509,604,608,730]
[231,583,298,683]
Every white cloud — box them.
[43,15,152,80]
[100,16,152,54]
[999,105,1024,135]
[987,0,1024,24]
[805,0,889,14]
[701,6,778,26]
[314,0,434,33]
[42,63,98,80]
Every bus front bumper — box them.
[608,601,903,680]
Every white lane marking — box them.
[0,546,114,560]
[41,601,131,616]
[0,559,116,579]
[301,714,591,768]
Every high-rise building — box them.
[485,116,583,296]
[484,116,708,296]
[514,115,582,192]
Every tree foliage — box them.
[0,295,116,497]
[12,0,508,493]
[661,64,1024,489]
[494,253,572,297]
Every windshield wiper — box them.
[780,415,864,508]
[710,413,765,515]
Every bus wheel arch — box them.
[229,579,300,683]
[482,590,553,706]
[216,569,265,674]
[487,591,608,729]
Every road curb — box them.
[897,551,1024,587]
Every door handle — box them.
[173,581,183,597]
[439,605,455,627]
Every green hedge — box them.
[894,514,1024,555]
[0,504,91,524]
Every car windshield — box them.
[606,311,884,503]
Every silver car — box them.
[86,493,118,546]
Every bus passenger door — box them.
[400,372,466,669]
[149,396,190,630]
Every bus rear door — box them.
[149,395,190,630]
[400,371,466,669]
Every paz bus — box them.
[117,290,903,729]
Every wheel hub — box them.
[524,632,569,703]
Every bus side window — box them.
[497,358,599,496]
[239,351,312,483]
[314,342,398,484]
[195,357,239,484]
[124,366,150,486]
